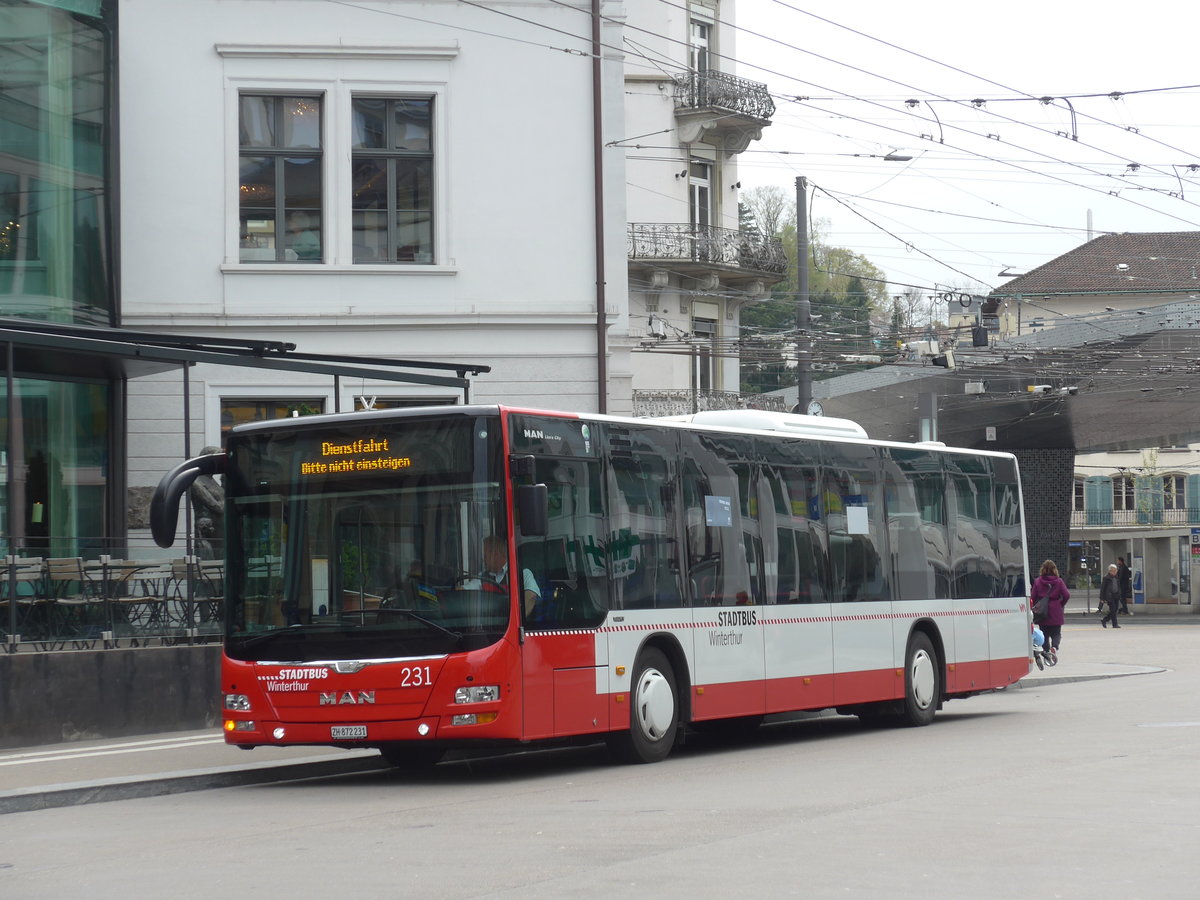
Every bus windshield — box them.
[223,413,508,662]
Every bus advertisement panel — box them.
[151,405,1031,766]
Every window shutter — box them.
[1187,474,1200,525]
[1085,476,1110,526]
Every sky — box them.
[732,1,1200,301]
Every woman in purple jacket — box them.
[1032,559,1071,656]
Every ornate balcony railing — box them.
[1071,508,1200,528]
[633,390,787,418]
[628,223,787,277]
[673,70,776,120]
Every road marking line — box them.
[0,734,223,766]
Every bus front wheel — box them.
[610,647,679,764]
[901,632,941,727]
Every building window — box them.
[692,314,717,391]
[220,398,326,444]
[238,95,323,263]
[1163,474,1186,510]
[351,97,434,263]
[689,159,712,231]
[1112,475,1135,511]
[689,20,710,76]
[1073,478,1085,511]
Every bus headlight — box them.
[224,694,251,711]
[455,685,500,704]
[225,719,256,732]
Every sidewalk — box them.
[0,731,385,815]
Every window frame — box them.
[237,93,325,264]
[222,57,452,271]
[1163,474,1186,510]
[350,94,436,265]
[1112,474,1135,511]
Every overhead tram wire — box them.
[769,1,1200,168]
[361,0,1200,292]
[629,0,1200,223]
[340,0,1199,220]
[544,0,1200,254]
[649,0,1200,205]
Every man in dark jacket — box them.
[1116,556,1132,615]
[1100,563,1122,628]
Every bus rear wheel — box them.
[610,647,679,764]
[901,632,941,727]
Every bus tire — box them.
[378,744,443,769]
[901,632,941,727]
[610,647,679,764]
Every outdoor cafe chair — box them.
[1,557,52,650]
[109,560,173,645]
[46,557,104,650]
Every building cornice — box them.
[215,42,459,60]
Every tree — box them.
[741,185,790,241]
[738,189,899,392]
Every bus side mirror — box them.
[518,483,548,537]
[150,452,227,548]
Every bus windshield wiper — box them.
[238,622,346,648]
[376,607,463,641]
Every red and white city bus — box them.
[151,405,1032,766]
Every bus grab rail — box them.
[150,453,227,548]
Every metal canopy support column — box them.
[183,362,195,644]
[5,342,14,643]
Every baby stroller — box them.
[1032,624,1057,670]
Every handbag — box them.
[1032,583,1050,623]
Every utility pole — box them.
[793,175,812,414]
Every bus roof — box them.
[653,410,869,440]
[227,403,1015,460]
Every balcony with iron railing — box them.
[673,69,775,153]
[628,223,787,285]
[633,389,787,418]
[1072,508,1200,528]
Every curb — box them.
[1016,665,1165,689]
[0,752,388,816]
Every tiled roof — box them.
[992,232,1200,296]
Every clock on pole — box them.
[806,400,823,417]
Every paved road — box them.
[0,612,1185,815]
[2,614,1198,900]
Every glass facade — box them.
[0,0,116,561]
[2,377,109,557]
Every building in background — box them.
[117,0,631,549]
[621,0,786,416]
[0,0,120,559]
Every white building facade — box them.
[118,0,631,522]
[619,0,785,415]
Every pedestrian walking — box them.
[1031,559,1071,655]
[1116,556,1133,615]
[1099,563,1122,628]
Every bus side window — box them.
[524,457,608,629]
[604,425,683,611]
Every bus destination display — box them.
[299,437,412,476]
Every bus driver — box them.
[478,535,541,617]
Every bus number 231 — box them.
[401,666,432,687]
